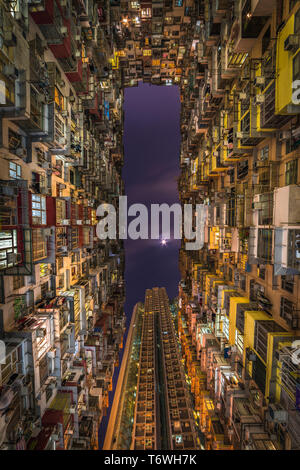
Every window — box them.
[293,50,300,82]
[257,229,272,262]
[58,273,64,289]
[9,162,21,179]
[54,87,64,111]
[57,257,63,270]
[41,282,48,298]
[262,26,271,56]
[31,195,46,225]
[8,129,22,155]
[13,275,24,290]
[175,0,183,6]
[288,229,300,269]
[281,275,294,293]
[285,159,298,185]
[280,296,299,328]
[0,230,18,270]
[32,229,47,261]
[141,8,151,18]
[260,146,269,162]
[258,266,266,280]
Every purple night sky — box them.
[123,82,181,316]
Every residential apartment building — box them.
[1,0,300,452]
[178,0,300,450]
[0,0,125,450]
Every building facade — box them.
[0,0,300,451]
[178,0,300,451]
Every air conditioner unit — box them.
[45,290,55,299]
[239,92,247,101]
[44,228,53,236]
[236,131,247,139]
[246,348,257,362]
[268,404,288,423]
[60,26,68,37]
[3,64,18,79]
[76,220,83,225]
[69,405,76,414]
[36,328,46,338]
[254,76,265,88]
[284,34,300,52]
[278,131,290,142]
[62,219,70,225]
[255,94,265,105]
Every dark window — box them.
[259,267,266,280]
[281,275,294,293]
[280,296,299,328]
[262,26,271,56]
[293,51,300,82]
[41,282,48,298]
[257,229,272,262]
[13,275,25,290]
[285,159,298,185]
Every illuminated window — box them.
[141,8,151,17]
[131,1,140,8]
[143,49,152,56]
[32,229,47,261]
[40,263,49,278]
[54,87,64,111]
[56,199,66,224]
[9,161,21,179]
[0,230,18,270]
[32,195,46,225]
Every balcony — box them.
[231,0,271,53]
[30,1,71,59]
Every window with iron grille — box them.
[280,297,299,329]
[285,159,298,185]
[281,275,294,294]
[13,275,25,290]
[32,229,47,261]
[254,320,284,363]
[41,282,48,298]
[9,162,21,180]
[257,229,272,262]
[259,266,266,280]
[240,274,246,291]
[288,229,300,270]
